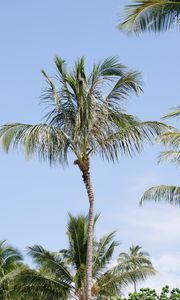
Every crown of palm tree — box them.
[141,107,180,205]
[118,0,180,34]
[118,245,156,292]
[0,56,169,164]
[12,215,155,300]
[119,245,152,268]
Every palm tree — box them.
[0,56,169,300]
[141,107,180,204]
[0,240,23,300]
[118,0,180,34]
[118,245,156,292]
[13,214,156,300]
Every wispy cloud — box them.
[98,171,180,294]
[140,252,180,291]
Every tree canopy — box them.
[12,214,156,300]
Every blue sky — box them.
[0,0,180,292]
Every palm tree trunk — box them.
[82,168,94,300]
[133,280,137,293]
[74,157,94,300]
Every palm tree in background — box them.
[0,240,23,300]
[0,56,169,300]
[13,214,156,300]
[141,107,180,204]
[118,0,180,34]
[118,245,156,292]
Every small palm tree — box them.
[0,240,23,300]
[13,215,155,300]
[141,107,180,204]
[118,245,156,292]
[0,56,169,300]
[118,0,180,34]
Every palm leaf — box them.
[14,268,71,300]
[163,106,180,119]
[159,131,180,148]
[27,245,72,283]
[159,150,180,165]
[140,185,180,204]
[119,0,180,34]
[99,121,171,161]
[98,56,126,77]
[93,232,119,277]
[0,241,23,300]
[0,123,71,165]
[105,71,142,106]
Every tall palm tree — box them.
[13,214,156,300]
[118,245,156,292]
[118,0,180,34]
[0,56,169,300]
[0,240,23,300]
[141,107,180,204]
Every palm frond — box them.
[0,123,71,165]
[13,268,71,300]
[98,56,126,77]
[93,231,119,277]
[65,214,98,268]
[119,0,180,34]
[129,245,150,259]
[162,106,180,119]
[159,150,180,165]
[119,266,156,283]
[54,56,66,83]
[27,245,72,283]
[98,121,171,161]
[105,71,142,106]
[0,240,23,275]
[41,69,61,109]
[140,185,180,205]
[95,268,123,298]
[65,214,89,270]
[159,131,180,148]
[0,241,23,300]
[96,265,155,297]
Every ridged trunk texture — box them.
[74,157,94,300]
[82,168,94,300]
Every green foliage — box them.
[0,57,171,300]
[117,286,180,300]
[141,107,180,205]
[141,185,180,205]
[118,246,156,292]
[0,240,23,300]
[0,56,170,166]
[118,0,180,34]
[12,215,156,300]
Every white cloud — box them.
[101,172,180,248]
[140,252,180,291]
[128,171,159,194]
[105,204,180,251]
[97,170,180,294]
